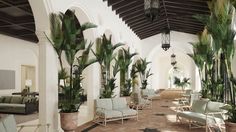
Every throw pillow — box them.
[3,96,12,103]
[10,96,23,104]
[0,97,4,103]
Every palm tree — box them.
[135,58,153,89]
[93,34,123,98]
[117,48,137,96]
[47,9,97,112]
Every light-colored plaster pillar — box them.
[37,31,59,132]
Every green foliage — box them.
[93,34,123,98]
[174,77,190,91]
[192,0,236,122]
[48,9,97,113]
[123,79,132,96]
[117,48,137,96]
[135,58,153,89]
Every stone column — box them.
[36,31,59,132]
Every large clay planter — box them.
[225,121,236,132]
[60,112,78,132]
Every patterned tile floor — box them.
[76,99,205,132]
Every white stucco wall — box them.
[0,34,38,95]
[140,31,199,91]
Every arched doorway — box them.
[168,67,185,88]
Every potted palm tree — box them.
[117,48,137,96]
[92,34,123,98]
[47,9,97,132]
[135,58,153,90]
[173,77,190,91]
[194,0,236,130]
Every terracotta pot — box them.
[225,121,236,132]
[60,112,78,132]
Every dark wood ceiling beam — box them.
[169,0,208,4]
[107,0,124,6]
[166,7,209,15]
[0,3,29,8]
[0,21,34,27]
[131,19,166,31]
[170,23,203,30]
[172,29,198,34]
[170,19,204,26]
[135,26,165,35]
[134,24,165,34]
[170,25,202,31]
[116,1,143,15]
[0,31,38,43]
[0,0,33,16]
[165,0,209,10]
[165,4,209,14]
[112,1,137,10]
[121,9,144,19]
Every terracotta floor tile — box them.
[76,99,205,132]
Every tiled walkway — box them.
[76,99,205,132]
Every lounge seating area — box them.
[177,99,226,131]
[1,0,236,132]
[93,98,138,126]
[0,96,38,114]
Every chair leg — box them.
[122,118,124,124]
[105,118,107,126]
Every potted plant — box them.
[117,48,137,96]
[194,0,236,130]
[173,77,190,92]
[92,34,123,98]
[47,9,96,132]
[135,58,153,90]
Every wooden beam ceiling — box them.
[103,0,209,39]
[0,0,38,43]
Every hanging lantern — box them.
[171,54,177,66]
[144,0,160,22]
[161,29,170,51]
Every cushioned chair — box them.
[141,89,160,100]
[177,100,226,132]
[112,98,138,120]
[94,98,123,126]
[0,115,50,132]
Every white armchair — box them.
[112,98,138,120]
[94,98,123,126]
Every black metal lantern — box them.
[144,0,160,22]
[171,54,177,66]
[161,29,170,51]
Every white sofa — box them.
[94,98,138,126]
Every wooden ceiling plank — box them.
[133,20,167,32]
[0,21,34,27]
[116,1,143,15]
[165,4,209,14]
[107,0,125,6]
[131,19,166,31]
[112,1,137,10]
[0,0,33,16]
